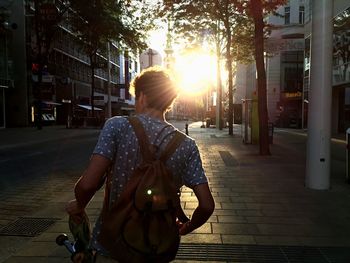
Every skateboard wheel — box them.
[56,233,68,246]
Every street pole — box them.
[305,0,333,190]
[107,41,111,118]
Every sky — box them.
[147,29,167,58]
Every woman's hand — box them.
[65,199,85,224]
[178,220,192,236]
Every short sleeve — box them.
[183,141,207,187]
[92,117,123,160]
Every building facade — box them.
[0,2,15,129]
[234,0,306,129]
[1,0,139,128]
[304,0,350,134]
[234,0,350,135]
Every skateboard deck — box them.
[56,213,93,263]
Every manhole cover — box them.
[0,217,58,237]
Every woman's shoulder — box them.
[103,116,130,130]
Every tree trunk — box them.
[251,0,270,155]
[215,22,223,130]
[90,54,95,117]
[225,24,233,135]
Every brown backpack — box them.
[97,116,188,263]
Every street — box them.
[0,120,190,224]
[0,123,348,262]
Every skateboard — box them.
[56,214,93,263]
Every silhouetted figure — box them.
[34,99,43,130]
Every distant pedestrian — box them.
[185,122,189,135]
[34,99,42,130]
[66,66,214,262]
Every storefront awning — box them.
[43,101,62,106]
[121,106,135,111]
[77,104,103,111]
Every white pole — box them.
[107,41,112,118]
[305,0,333,190]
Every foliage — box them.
[68,0,156,55]
[157,0,286,150]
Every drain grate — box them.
[176,244,350,262]
[0,217,58,237]
[219,151,238,167]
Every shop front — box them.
[333,6,350,133]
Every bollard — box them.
[347,128,350,183]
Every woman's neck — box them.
[139,108,165,121]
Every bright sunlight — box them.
[173,51,217,96]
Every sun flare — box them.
[174,52,216,95]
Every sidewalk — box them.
[1,123,350,262]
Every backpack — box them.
[97,116,188,263]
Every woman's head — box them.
[130,66,178,112]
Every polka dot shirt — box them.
[90,114,207,255]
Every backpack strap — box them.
[128,116,154,162]
[160,131,186,162]
[159,131,189,223]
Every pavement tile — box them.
[256,224,310,236]
[14,241,59,257]
[220,202,247,209]
[298,236,350,247]
[181,233,222,244]
[3,257,67,263]
[235,209,264,217]
[217,215,247,223]
[221,234,256,245]
[254,235,301,246]
[192,223,212,234]
[212,209,236,216]
[212,223,259,235]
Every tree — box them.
[159,0,254,135]
[246,0,287,155]
[68,0,155,116]
[159,0,286,154]
[32,0,69,129]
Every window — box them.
[281,51,304,92]
[285,6,290,24]
[299,6,305,24]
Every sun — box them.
[173,51,217,95]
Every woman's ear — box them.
[135,92,148,112]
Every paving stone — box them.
[236,209,264,217]
[212,223,259,235]
[256,224,309,236]
[254,235,301,246]
[14,241,59,257]
[192,223,212,234]
[3,257,67,263]
[181,233,222,244]
[221,234,256,245]
[217,215,247,223]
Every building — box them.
[234,0,350,136]
[139,48,162,70]
[234,0,306,129]
[0,3,15,129]
[1,0,139,128]
[304,0,350,134]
